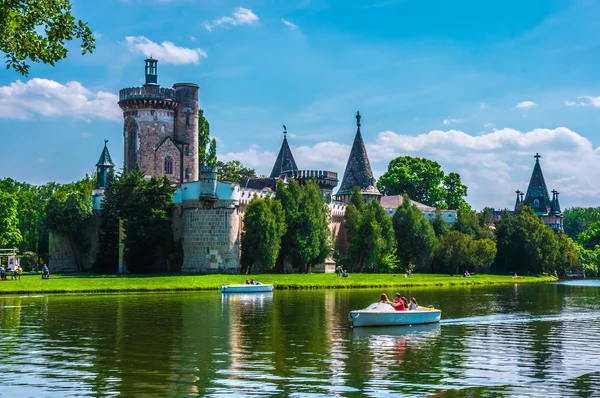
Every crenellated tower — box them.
[118,58,199,183]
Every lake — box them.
[0,281,599,397]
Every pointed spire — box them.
[96,140,114,189]
[550,189,562,215]
[523,152,551,213]
[514,189,522,210]
[337,111,380,198]
[269,125,298,178]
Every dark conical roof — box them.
[550,190,562,215]
[96,140,114,168]
[269,128,298,178]
[337,112,380,196]
[523,153,551,213]
[514,190,522,211]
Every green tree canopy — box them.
[433,231,496,274]
[114,170,176,273]
[1,0,95,76]
[453,208,495,240]
[198,109,213,168]
[0,191,22,248]
[344,188,397,272]
[429,209,449,237]
[216,160,257,185]
[376,156,470,209]
[392,193,437,271]
[493,207,574,275]
[241,196,286,273]
[563,207,600,239]
[94,170,119,273]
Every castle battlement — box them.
[291,169,339,187]
[119,86,175,101]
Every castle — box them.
[49,58,457,273]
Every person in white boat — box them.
[409,297,418,310]
[380,293,391,304]
[392,293,407,311]
[245,279,251,284]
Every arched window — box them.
[164,155,173,175]
[533,199,540,208]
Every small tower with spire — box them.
[335,111,381,203]
[270,124,298,178]
[514,152,563,231]
[92,140,115,211]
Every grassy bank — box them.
[0,273,557,295]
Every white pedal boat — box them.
[221,284,273,293]
[348,302,441,328]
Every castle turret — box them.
[92,140,114,211]
[118,58,199,183]
[270,125,298,178]
[335,111,381,203]
[514,189,522,211]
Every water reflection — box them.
[0,283,598,396]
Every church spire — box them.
[336,111,380,201]
[269,124,298,178]
[550,190,562,215]
[523,152,551,213]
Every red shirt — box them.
[392,299,406,311]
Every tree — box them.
[393,194,437,271]
[94,170,119,273]
[429,209,449,237]
[0,191,22,247]
[576,220,600,250]
[376,156,469,209]
[114,170,176,273]
[443,172,470,210]
[207,138,217,167]
[453,208,494,240]
[1,0,95,76]
[343,188,397,272]
[217,160,258,185]
[276,180,331,273]
[45,190,92,271]
[198,109,211,168]
[563,207,600,239]
[433,231,496,274]
[494,207,560,275]
[240,197,286,273]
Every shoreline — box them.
[0,273,558,296]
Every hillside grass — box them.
[0,273,558,295]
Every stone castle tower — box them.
[118,58,199,183]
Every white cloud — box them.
[0,79,121,122]
[516,100,537,109]
[282,19,299,30]
[204,7,259,31]
[229,127,600,210]
[484,122,495,129]
[124,36,207,64]
[565,96,600,107]
[443,118,464,125]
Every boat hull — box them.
[348,309,441,327]
[221,284,274,293]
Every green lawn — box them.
[0,273,557,295]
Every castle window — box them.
[164,155,173,175]
[185,168,190,180]
[534,199,540,208]
[185,113,190,126]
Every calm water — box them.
[1,281,600,397]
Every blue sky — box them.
[2,0,600,209]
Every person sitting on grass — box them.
[0,266,5,280]
[42,264,49,279]
[342,269,349,278]
[16,265,22,280]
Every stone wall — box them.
[181,199,240,273]
[48,214,101,273]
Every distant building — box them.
[380,195,457,223]
[514,153,563,232]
